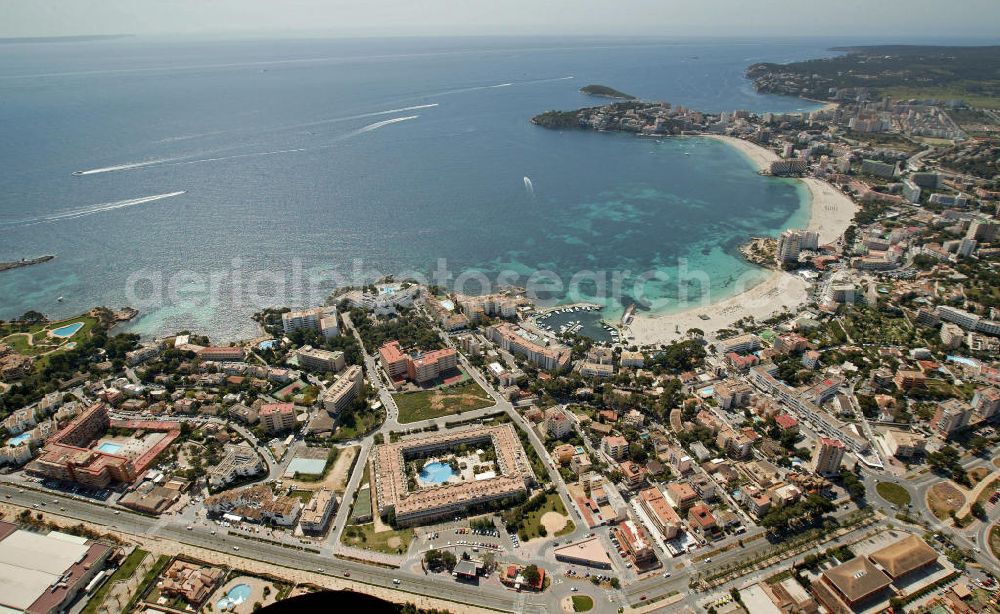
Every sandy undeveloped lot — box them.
[284,445,359,494]
[927,482,966,520]
[541,511,569,535]
[327,445,359,493]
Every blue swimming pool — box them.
[7,433,31,447]
[216,583,252,610]
[97,442,122,454]
[419,461,456,485]
[258,340,276,350]
[50,322,84,338]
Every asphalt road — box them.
[0,482,552,614]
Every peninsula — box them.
[529,99,861,343]
[747,44,1000,109]
[579,84,635,100]
[0,254,54,273]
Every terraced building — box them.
[370,424,535,526]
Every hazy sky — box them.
[3,0,999,39]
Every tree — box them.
[482,552,496,572]
[18,310,46,325]
[522,564,540,586]
[970,501,986,520]
[609,577,620,589]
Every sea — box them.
[0,36,840,341]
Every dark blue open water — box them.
[0,36,834,339]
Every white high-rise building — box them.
[776,229,819,264]
[811,438,845,476]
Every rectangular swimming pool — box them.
[97,442,123,454]
[50,322,84,338]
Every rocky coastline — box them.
[0,255,54,273]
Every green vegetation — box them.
[330,386,384,442]
[501,489,574,541]
[287,489,314,503]
[927,445,971,486]
[81,549,149,614]
[394,379,493,423]
[423,548,457,572]
[760,494,836,532]
[572,595,595,612]
[648,339,706,374]
[580,84,635,100]
[349,306,441,353]
[341,522,414,555]
[531,109,584,129]
[129,555,170,612]
[876,482,912,507]
[840,306,916,347]
[1,311,139,413]
[747,45,1000,108]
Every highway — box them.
[0,482,549,613]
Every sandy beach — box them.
[629,134,857,346]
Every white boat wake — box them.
[72,159,181,176]
[354,115,419,134]
[75,112,422,175]
[523,176,534,198]
[163,115,420,168]
[293,104,436,131]
[432,76,574,97]
[4,191,186,227]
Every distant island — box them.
[747,44,1000,109]
[0,255,54,273]
[0,34,131,45]
[580,84,636,100]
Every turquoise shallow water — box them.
[420,461,456,484]
[0,36,826,340]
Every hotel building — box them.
[485,323,571,371]
[27,403,179,489]
[322,365,364,416]
[299,489,338,534]
[614,520,657,566]
[370,424,534,526]
[294,345,346,372]
[810,437,846,476]
[637,487,682,539]
[259,402,297,434]
[282,307,340,337]
[379,340,458,384]
[196,346,245,362]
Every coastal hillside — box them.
[746,45,1000,108]
[579,84,636,100]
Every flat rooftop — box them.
[553,537,613,567]
[0,523,106,612]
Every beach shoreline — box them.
[628,134,857,345]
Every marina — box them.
[532,304,620,343]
